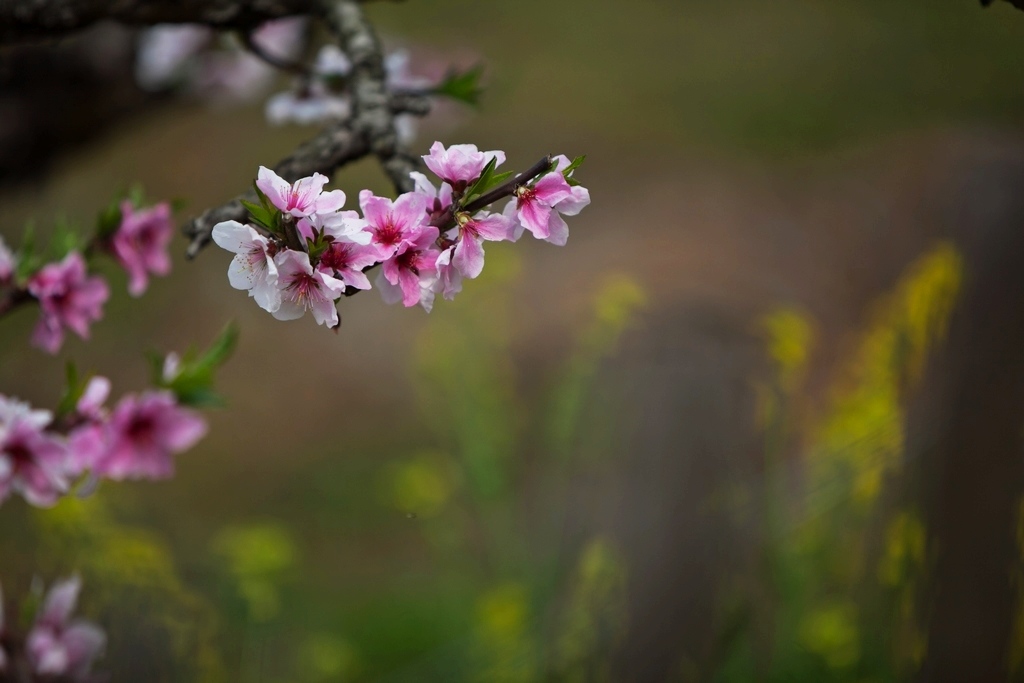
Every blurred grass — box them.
[1,0,1023,680]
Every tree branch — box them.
[184,0,424,258]
[318,0,420,194]
[0,0,314,44]
[185,122,370,257]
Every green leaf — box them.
[14,223,42,285]
[562,154,586,177]
[253,181,274,214]
[463,155,499,204]
[170,197,189,213]
[240,199,275,231]
[484,170,514,191]
[95,200,123,240]
[434,64,484,106]
[49,221,84,261]
[158,323,240,407]
[193,322,239,375]
[127,183,146,209]
[56,362,84,417]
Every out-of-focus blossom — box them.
[136,18,306,101]
[317,241,379,291]
[451,211,514,279]
[251,17,307,60]
[257,167,344,219]
[27,253,109,354]
[66,377,111,477]
[0,236,15,284]
[315,44,352,77]
[433,247,462,302]
[266,82,351,126]
[410,171,453,222]
[379,226,440,309]
[94,391,207,480]
[112,201,174,297]
[26,576,105,680]
[212,220,281,313]
[0,396,67,507]
[422,142,506,189]
[162,353,181,383]
[272,250,346,326]
[384,50,432,91]
[358,190,431,259]
[135,24,212,91]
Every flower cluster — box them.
[266,46,434,141]
[0,376,207,508]
[135,18,307,102]
[0,576,105,681]
[0,199,175,354]
[212,142,590,325]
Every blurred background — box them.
[3,0,1024,680]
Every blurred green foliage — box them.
[719,242,962,682]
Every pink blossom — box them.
[317,241,379,291]
[211,220,281,313]
[451,211,514,279]
[0,396,68,507]
[359,190,431,260]
[256,167,345,219]
[66,377,111,477]
[26,576,105,679]
[504,171,575,246]
[27,253,109,354]
[93,391,207,480]
[112,200,174,296]
[272,250,346,326]
[379,226,440,309]
[410,171,453,223]
[0,236,15,284]
[434,247,463,302]
[422,142,506,189]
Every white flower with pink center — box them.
[212,220,281,313]
[450,211,515,279]
[505,156,590,246]
[256,167,345,219]
[297,209,372,246]
[272,250,347,327]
